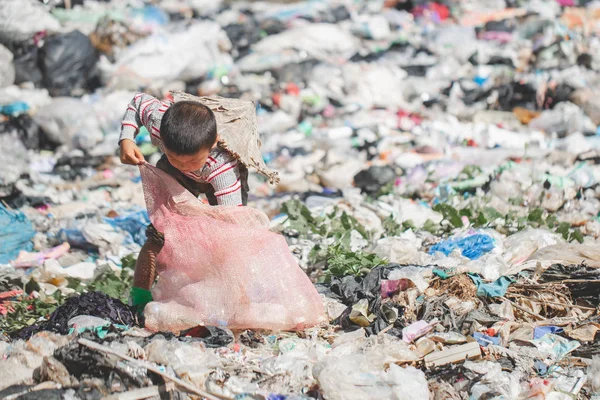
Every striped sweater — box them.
[120,93,244,206]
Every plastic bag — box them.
[238,23,358,73]
[33,98,103,150]
[92,90,136,135]
[140,163,326,332]
[430,233,495,260]
[0,203,36,264]
[0,114,46,151]
[354,166,396,194]
[0,0,60,45]
[104,210,150,247]
[502,228,563,265]
[315,356,429,400]
[99,22,233,90]
[12,45,42,87]
[526,244,600,268]
[39,30,100,96]
[528,102,596,137]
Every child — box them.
[119,93,249,309]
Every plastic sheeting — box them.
[139,163,326,332]
[0,204,36,264]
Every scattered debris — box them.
[1,0,600,398]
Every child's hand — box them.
[120,139,145,165]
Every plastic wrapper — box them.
[140,163,326,332]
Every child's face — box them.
[165,144,214,173]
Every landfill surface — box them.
[1,0,600,399]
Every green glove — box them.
[129,287,153,310]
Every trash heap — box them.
[1,0,600,398]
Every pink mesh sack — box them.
[139,163,326,332]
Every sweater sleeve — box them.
[119,93,163,143]
[205,154,243,206]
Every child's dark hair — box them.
[160,101,217,155]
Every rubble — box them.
[1,0,600,399]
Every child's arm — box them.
[206,154,244,206]
[119,93,166,165]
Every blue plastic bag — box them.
[429,233,495,260]
[104,210,150,246]
[59,228,98,252]
[0,204,36,264]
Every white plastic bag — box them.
[100,22,233,89]
[33,98,103,150]
[0,0,60,44]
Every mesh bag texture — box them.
[139,163,326,332]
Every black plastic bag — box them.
[38,30,100,96]
[12,45,43,86]
[0,114,53,150]
[353,166,396,195]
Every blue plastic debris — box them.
[468,274,515,298]
[429,233,495,260]
[534,360,548,375]
[58,228,98,252]
[473,332,501,347]
[530,334,580,361]
[533,326,564,340]
[0,204,36,264]
[104,210,150,246]
[267,395,287,400]
[129,5,169,26]
[0,101,30,116]
[433,268,455,279]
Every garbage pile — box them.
[1,0,600,398]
